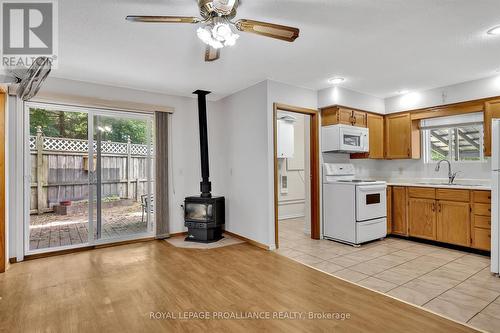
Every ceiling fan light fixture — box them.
[198,22,239,49]
[212,23,233,41]
[197,27,224,49]
[212,21,239,46]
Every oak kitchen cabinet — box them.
[437,201,470,247]
[390,186,490,251]
[366,113,384,159]
[484,99,500,157]
[384,113,420,159]
[409,198,436,240]
[321,106,366,128]
[390,186,407,236]
[472,190,492,250]
[407,188,470,246]
[352,110,367,127]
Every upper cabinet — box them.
[352,111,367,127]
[321,96,500,160]
[366,113,384,159]
[484,99,500,157]
[385,113,420,159]
[321,106,366,128]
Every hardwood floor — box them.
[0,241,477,332]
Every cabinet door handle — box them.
[431,202,435,212]
[438,203,441,212]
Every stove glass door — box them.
[185,203,213,222]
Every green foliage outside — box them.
[30,108,148,144]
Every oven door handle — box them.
[357,185,387,192]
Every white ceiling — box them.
[53,0,500,100]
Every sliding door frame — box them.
[23,102,155,255]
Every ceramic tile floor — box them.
[276,218,500,332]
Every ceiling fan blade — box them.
[235,19,299,42]
[205,46,220,62]
[126,16,200,23]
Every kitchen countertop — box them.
[381,178,492,191]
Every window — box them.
[422,113,485,163]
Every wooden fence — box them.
[30,127,152,214]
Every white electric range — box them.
[323,163,387,245]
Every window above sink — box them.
[422,112,486,164]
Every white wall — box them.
[214,81,270,246]
[385,74,500,113]
[214,80,318,248]
[318,86,385,113]
[268,80,318,243]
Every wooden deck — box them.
[0,241,479,332]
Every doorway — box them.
[273,103,319,249]
[24,102,154,254]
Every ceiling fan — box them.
[126,0,300,62]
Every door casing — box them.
[273,103,320,249]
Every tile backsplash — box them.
[322,153,491,181]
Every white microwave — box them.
[321,124,369,153]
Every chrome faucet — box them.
[435,159,459,184]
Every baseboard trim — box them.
[167,230,270,251]
[169,231,188,238]
[223,230,270,250]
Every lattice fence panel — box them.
[30,136,149,156]
[29,136,36,150]
[131,144,149,156]
[43,137,88,152]
[101,141,128,154]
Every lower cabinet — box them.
[472,228,491,251]
[393,187,489,251]
[472,190,492,250]
[436,201,470,247]
[408,198,436,240]
[391,186,407,236]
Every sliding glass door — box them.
[92,113,153,241]
[25,103,154,254]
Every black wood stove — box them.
[184,90,225,243]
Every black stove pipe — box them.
[193,90,212,198]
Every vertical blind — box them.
[155,112,170,239]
